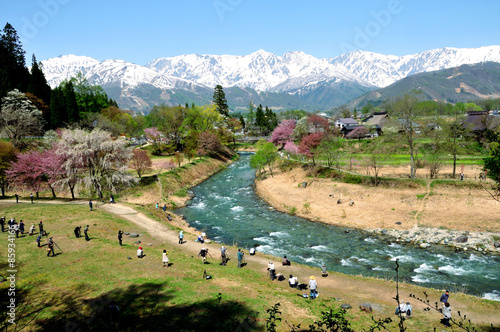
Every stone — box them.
[395,221,402,225]
[134,240,141,244]
[420,243,431,249]
[349,200,354,206]
[300,182,307,188]
[359,303,373,313]
[380,229,387,235]
[147,243,153,246]
[124,232,130,235]
[444,238,449,244]
[337,199,342,204]
[456,235,468,243]
[127,257,131,260]
[403,230,410,234]
[341,303,352,309]
[494,241,500,248]
[129,233,139,238]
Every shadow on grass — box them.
[31,282,261,331]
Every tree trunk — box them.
[69,184,75,199]
[452,153,457,178]
[1,186,4,197]
[50,185,56,198]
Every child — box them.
[162,249,169,267]
[137,247,144,258]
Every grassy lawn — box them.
[1,202,498,331]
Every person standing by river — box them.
[178,230,184,244]
[237,248,244,268]
[440,290,449,305]
[220,245,227,265]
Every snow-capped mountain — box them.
[41,45,500,112]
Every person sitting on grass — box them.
[137,247,144,258]
[289,274,298,288]
[197,233,204,243]
[198,248,208,263]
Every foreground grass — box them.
[0,202,498,331]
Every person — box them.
[237,248,244,268]
[36,234,42,247]
[441,302,452,327]
[178,230,184,244]
[163,204,167,212]
[84,225,90,241]
[118,230,123,245]
[39,221,44,236]
[162,249,169,267]
[268,262,276,280]
[19,220,24,234]
[288,274,298,288]
[29,224,36,235]
[167,214,172,221]
[321,264,328,277]
[197,233,204,244]
[47,237,55,257]
[110,194,115,203]
[220,245,227,265]
[0,217,5,232]
[12,221,19,238]
[15,194,19,204]
[201,232,207,240]
[308,276,318,299]
[249,247,256,255]
[440,290,449,305]
[30,193,34,204]
[89,200,93,211]
[155,203,159,209]
[198,248,208,263]
[460,172,464,181]
[395,301,407,317]
[137,247,144,258]
[74,226,80,238]
[405,302,412,318]
[282,255,291,266]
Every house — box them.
[362,111,391,136]
[333,118,358,129]
[464,111,500,139]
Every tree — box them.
[39,148,66,198]
[250,140,278,177]
[147,105,186,151]
[0,141,16,197]
[62,81,80,124]
[316,137,345,168]
[269,119,296,149]
[0,23,30,98]
[246,101,255,126]
[484,141,500,194]
[173,152,183,168]
[255,104,267,132]
[28,55,51,107]
[346,126,369,140]
[425,153,444,179]
[239,113,246,130]
[197,131,222,156]
[265,106,278,133]
[0,89,44,147]
[213,85,229,117]
[298,133,323,164]
[308,115,329,133]
[390,94,420,181]
[57,128,136,198]
[284,141,299,155]
[293,116,309,141]
[442,105,468,178]
[6,150,44,197]
[144,127,162,155]
[130,149,153,178]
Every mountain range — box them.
[41,46,500,113]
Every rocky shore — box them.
[368,227,500,254]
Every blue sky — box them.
[1,0,499,65]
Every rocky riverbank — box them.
[369,227,500,254]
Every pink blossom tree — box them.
[40,148,66,198]
[308,115,329,133]
[269,119,296,149]
[284,141,299,155]
[346,126,369,140]
[7,150,44,197]
[144,127,162,155]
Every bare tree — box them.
[130,149,153,178]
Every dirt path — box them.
[413,180,433,226]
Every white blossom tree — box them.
[0,89,44,147]
[57,128,136,198]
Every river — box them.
[175,153,500,301]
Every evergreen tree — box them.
[28,55,51,106]
[63,81,80,124]
[246,101,255,125]
[265,106,278,132]
[239,113,246,129]
[0,23,30,98]
[50,87,67,128]
[255,104,266,132]
[213,84,229,117]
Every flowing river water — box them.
[176,153,500,301]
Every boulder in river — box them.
[420,243,431,249]
[494,241,500,248]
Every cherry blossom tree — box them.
[144,127,162,155]
[6,150,44,197]
[57,128,136,198]
[40,148,66,198]
[346,126,369,140]
[269,119,296,149]
[284,141,299,155]
[298,132,323,164]
[130,149,153,178]
[308,114,329,133]
[197,131,222,157]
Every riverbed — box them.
[175,153,500,301]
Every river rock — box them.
[124,232,130,235]
[359,302,373,313]
[380,229,387,235]
[420,243,431,249]
[129,233,139,238]
[403,230,409,234]
[494,241,500,248]
[300,182,307,188]
[134,240,141,244]
[456,235,468,243]
[341,304,352,309]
